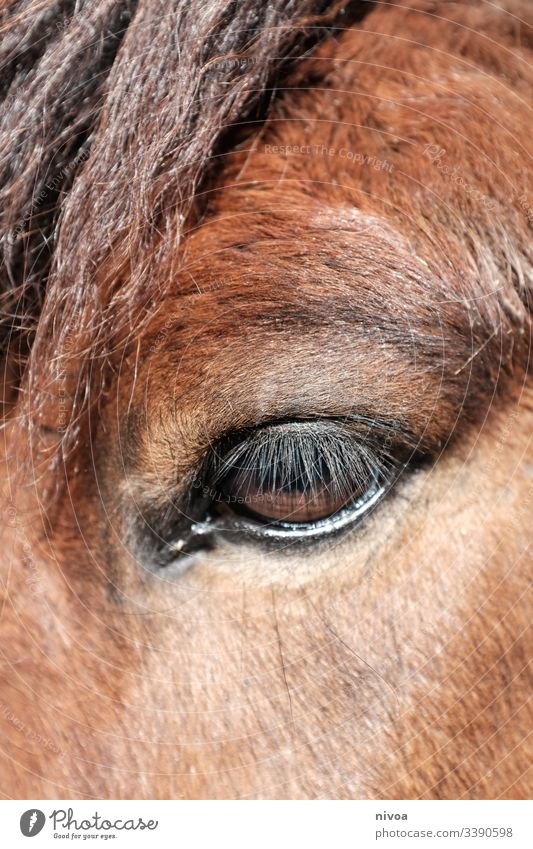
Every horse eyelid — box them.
[172,418,420,547]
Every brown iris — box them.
[223,479,354,523]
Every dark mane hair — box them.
[0,0,372,469]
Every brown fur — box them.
[0,0,532,798]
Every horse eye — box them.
[190,419,404,542]
[219,476,359,523]
[216,457,378,524]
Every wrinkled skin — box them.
[1,1,532,799]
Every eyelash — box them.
[153,417,418,562]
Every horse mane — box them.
[0,0,372,462]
